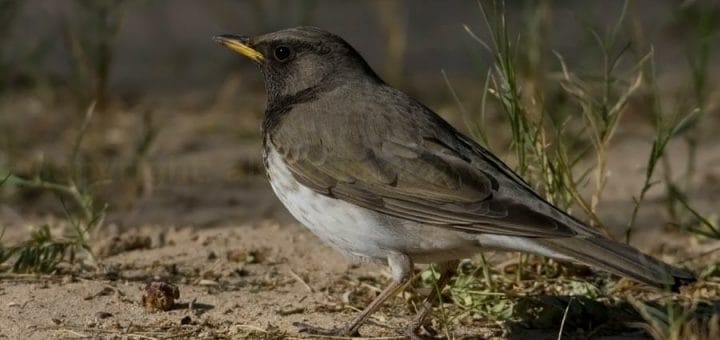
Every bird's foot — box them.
[293,321,359,337]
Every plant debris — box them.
[142,280,180,312]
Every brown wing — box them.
[267,85,593,238]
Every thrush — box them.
[213,27,695,338]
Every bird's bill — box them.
[213,34,264,62]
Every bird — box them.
[213,26,695,338]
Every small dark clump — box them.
[142,280,180,311]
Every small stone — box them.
[198,279,219,286]
[95,311,113,319]
[226,249,261,263]
[275,306,304,316]
[61,275,76,284]
[180,316,192,325]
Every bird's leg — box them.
[406,260,459,339]
[294,279,406,336]
[295,254,414,336]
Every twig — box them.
[126,334,160,340]
[59,329,89,338]
[288,268,314,293]
[360,282,382,293]
[234,324,269,333]
[556,297,574,340]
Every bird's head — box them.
[213,26,380,102]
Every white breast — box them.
[265,145,391,260]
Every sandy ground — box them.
[1,105,719,339]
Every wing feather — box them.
[266,85,596,238]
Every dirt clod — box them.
[180,315,192,325]
[142,281,180,312]
[96,311,113,319]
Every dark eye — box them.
[274,46,292,61]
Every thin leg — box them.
[406,260,459,339]
[295,253,415,336]
[345,277,407,334]
[294,279,406,336]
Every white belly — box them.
[264,145,480,262]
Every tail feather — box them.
[539,237,695,292]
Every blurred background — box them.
[0,0,718,237]
[2,3,720,336]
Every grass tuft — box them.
[0,103,104,273]
[434,0,717,338]
[630,298,720,340]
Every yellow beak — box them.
[213,34,264,62]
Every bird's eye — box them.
[274,46,292,61]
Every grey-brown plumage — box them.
[213,26,694,337]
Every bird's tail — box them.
[539,237,695,292]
